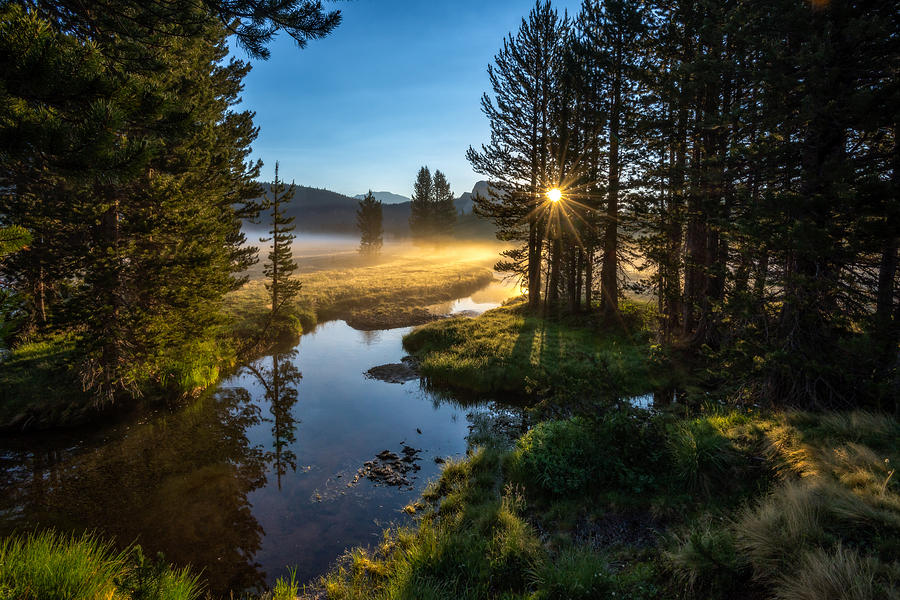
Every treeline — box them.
[409,166,457,239]
[471,0,898,409]
[0,1,340,404]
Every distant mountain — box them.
[455,181,496,215]
[246,181,496,238]
[353,191,410,204]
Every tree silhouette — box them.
[357,191,384,255]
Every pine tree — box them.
[357,191,384,255]
[0,226,29,258]
[1,5,265,400]
[29,0,342,60]
[409,166,433,240]
[261,163,303,329]
[467,1,570,309]
[431,170,457,235]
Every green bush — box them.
[512,417,596,494]
[667,520,749,596]
[529,548,613,600]
[512,413,669,497]
[591,410,669,495]
[668,418,738,495]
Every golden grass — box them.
[225,250,499,336]
[669,409,900,599]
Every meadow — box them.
[225,239,501,340]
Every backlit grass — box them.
[0,530,201,600]
[402,299,662,400]
[226,253,496,340]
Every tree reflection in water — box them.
[0,387,272,595]
[245,351,302,489]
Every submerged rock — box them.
[351,444,423,488]
[364,356,420,384]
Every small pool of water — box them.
[426,279,521,317]
[0,287,514,596]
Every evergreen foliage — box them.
[409,166,458,240]
[261,163,303,328]
[470,0,899,410]
[356,191,384,255]
[409,166,433,239]
[28,0,341,60]
[0,0,338,407]
[467,1,571,310]
[431,170,457,234]
[0,3,264,401]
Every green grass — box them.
[402,299,663,400]
[317,407,898,600]
[0,530,201,600]
[0,530,326,600]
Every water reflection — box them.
[246,352,303,489]
[0,287,516,597]
[359,329,383,346]
[0,388,271,592]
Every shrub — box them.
[667,520,750,596]
[591,410,669,494]
[512,412,669,497]
[668,418,738,495]
[512,417,596,494]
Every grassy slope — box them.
[312,305,899,600]
[5,407,896,599]
[403,299,666,400]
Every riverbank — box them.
[3,299,899,599]
[310,305,900,599]
[402,299,674,405]
[0,255,495,430]
[226,254,496,340]
[315,409,899,600]
[9,406,896,600]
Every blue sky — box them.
[236,0,582,199]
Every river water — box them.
[0,281,516,596]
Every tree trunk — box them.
[600,45,621,317]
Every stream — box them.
[0,281,517,595]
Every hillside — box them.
[249,181,496,237]
[353,191,410,204]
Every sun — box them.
[546,188,562,203]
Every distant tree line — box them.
[0,1,339,403]
[471,0,898,409]
[409,166,457,239]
